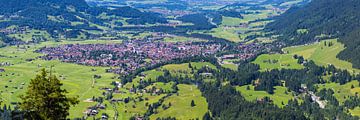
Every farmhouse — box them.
[199,73,213,77]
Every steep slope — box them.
[266,0,360,69]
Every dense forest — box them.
[126,55,360,120]
[108,7,168,25]
[266,0,360,68]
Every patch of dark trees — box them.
[0,33,24,46]
[199,83,307,120]
[108,6,168,25]
[218,10,243,19]
[177,13,216,30]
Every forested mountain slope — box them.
[266,0,360,68]
[0,0,167,44]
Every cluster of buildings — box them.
[0,62,11,67]
[0,26,29,35]
[37,40,220,75]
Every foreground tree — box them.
[20,69,79,120]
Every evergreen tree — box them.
[191,100,196,107]
[19,68,79,120]
[203,112,212,120]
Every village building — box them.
[0,68,5,72]
[199,73,213,78]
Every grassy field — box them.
[0,40,127,118]
[150,84,208,119]
[207,9,275,43]
[163,36,206,43]
[126,62,217,89]
[236,85,297,107]
[253,39,360,73]
[221,63,238,71]
[283,39,360,73]
[222,17,245,26]
[209,17,264,42]
[115,93,167,120]
[252,54,304,71]
[350,107,360,117]
[116,62,216,119]
[161,62,217,76]
[8,29,51,42]
[0,39,184,119]
[317,80,360,104]
[221,59,239,71]
[317,80,360,117]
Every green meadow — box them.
[317,80,360,116]
[150,84,208,119]
[350,107,360,117]
[206,9,275,43]
[114,62,216,119]
[316,80,360,104]
[221,59,239,71]
[0,40,125,118]
[254,39,360,73]
[221,63,238,71]
[161,62,217,76]
[252,54,304,71]
[101,61,216,119]
[126,62,217,89]
[283,39,360,73]
[163,36,207,43]
[236,85,297,107]
[8,29,51,42]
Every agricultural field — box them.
[317,80,360,117]
[283,39,360,73]
[126,61,217,89]
[115,93,168,120]
[252,54,304,71]
[0,40,127,118]
[150,84,208,119]
[236,85,297,107]
[254,39,360,73]
[316,80,360,104]
[221,63,238,71]
[221,59,239,71]
[163,36,207,43]
[207,9,276,43]
[161,62,217,76]
[350,107,360,117]
[8,29,51,42]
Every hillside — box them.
[266,0,360,68]
[1,0,360,119]
[0,0,168,44]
